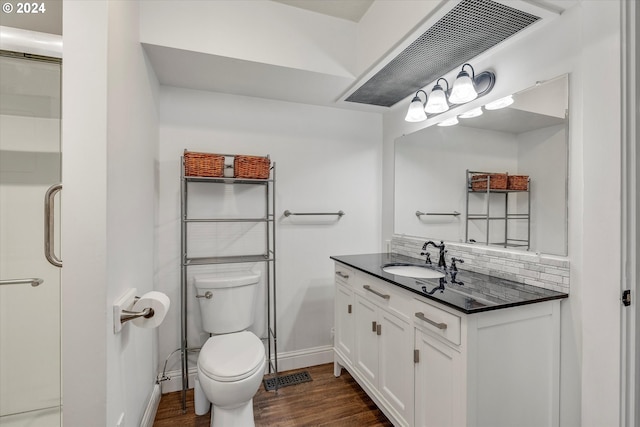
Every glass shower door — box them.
[0,53,62,427]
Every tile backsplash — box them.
[391,235,570,293]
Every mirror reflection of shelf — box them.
[465,170,530,250]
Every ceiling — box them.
[270,0,374,22]
[141,0,571,113]
[2,0,576,116]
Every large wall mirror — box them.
[394,74,568,256]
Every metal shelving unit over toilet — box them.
[180,155,278,411]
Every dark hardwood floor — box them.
[153,363,393,427]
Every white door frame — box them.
[621,0,638,426]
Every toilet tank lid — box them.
[194,271,261,289]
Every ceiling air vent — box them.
[345,0,541,107]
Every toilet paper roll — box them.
[131,291,170,328]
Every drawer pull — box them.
[363,284,390,300]
[415,312,447,330]
[336,271,350,279]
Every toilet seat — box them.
[199,331,265,383]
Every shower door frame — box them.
[0,49,63,427]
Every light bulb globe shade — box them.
[449,71,477,104]
[459,107,483,118]
[437,116,459,127]
[424,85,449,114]
[405,96,427,122]
[484,95,514,110]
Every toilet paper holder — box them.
[113,288,154,333]
[120,303,154,324]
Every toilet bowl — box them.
[197,331,266,427]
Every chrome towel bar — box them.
[284,210,345,218]
[0,278,44,287]
[416,210,460,217]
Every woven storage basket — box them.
[234,155,270,179]
[508,175,529,191]
[184,151,224,177]
[471,173,508,191]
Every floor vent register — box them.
[263,371,312,391]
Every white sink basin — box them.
[382,264,445,279]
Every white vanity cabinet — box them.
[333,260,562,427]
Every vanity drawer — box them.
[359,277,412,322]
[335,264,355,288]
[413,298,461,345]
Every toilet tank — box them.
[194,271,261,334]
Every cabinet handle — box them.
[336,271,349,279]
[414,349,420,363]
[372,321,377,332]
[348,304,352,314]
[415,312,447,330]
[363,285,390,300]
[376,324,382,336]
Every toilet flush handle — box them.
[196,291,213,299]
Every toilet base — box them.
[211,400,255,427]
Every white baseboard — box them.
[158,345,334,394]
[140,383,161,427]
[272,345,334,372]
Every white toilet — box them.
[194,271,266,427]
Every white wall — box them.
[62,1,159,426]
[383,2,623,426]
[156,87,382,376]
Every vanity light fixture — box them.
[484,95,514,110]
[459,107,483,118]
[449,63,479,104]
[424,78,450,114]
[437,116,459,127]
[404,63,495,123]
[405,90,428,122]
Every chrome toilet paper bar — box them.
[120,299,155,325]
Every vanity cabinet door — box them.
[353,294,379,388]
[414,328,464,427]
[334,282,354,363]
[378,308,414,426]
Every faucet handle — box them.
[420,252,432,264]
[450,257,464,270]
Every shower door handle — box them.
[44,183,62,267]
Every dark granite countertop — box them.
[330,253,568,314]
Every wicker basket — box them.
[471,173,508,191]
[184,151,225,177]
[234,155,270,179]
[508,175,529,191]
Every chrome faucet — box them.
[422,240,447,269]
